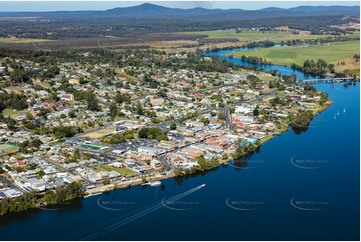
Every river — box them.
[0,47,359,241]
[204,45,316,80]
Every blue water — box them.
[81,144,101,150]
[0,49,359,241]
[204,46,315,80]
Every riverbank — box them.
[83,100,332,195]
[227,40,360,79]
[228,54,360,81]
[229,40,360,66]
[74,45,335,201]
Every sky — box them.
[0,1,359,12]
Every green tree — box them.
[320,92,328,104]
[291,111,313,129]
[7,123,16,131]
[253,106,259,116]
[136,101,144,115]
[115,93,124,103]
[36,170,45,178]
[87,98,99,111]
[200,117,210,126]
[30,138,42,148]
[68,111,76,118]
[26,113,33,120]
[81,92,99,111]
[156,134,169,142]
[109,102,118,118]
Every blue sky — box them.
[0,1,359,12]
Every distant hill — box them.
[1,3,359,20]
[288,5,360,15]
[0,3,358,41]
[289,5,359,12]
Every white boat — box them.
[121,181,133,187]
[149,181,161,187]
[84,192,102,198]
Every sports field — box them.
[0,144,19,154]
[2,108,28,117]
[93,166,136,176]
[232,40,360,66]
[82,128,114,139]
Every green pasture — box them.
[232,40,360,66]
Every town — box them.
[0,47,331,211]
[0,2,359,241]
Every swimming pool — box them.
[80,144,102,150]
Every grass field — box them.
[271,34,329,44]
[349,69,360,77]
[349,31,360,38]
[2,108,28,117]
[187,30,292,41]
[232,40,360,66]
[0,37,51,43]
[82,128,114,139]
[0,144,19,154]
[331,57,360,77]
[93,165,136,176]
[233,70,277,82]
[186,29,328,43]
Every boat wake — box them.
[81,184,206,241]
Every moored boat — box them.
[149,181,161,187]
[84,192,102,198]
